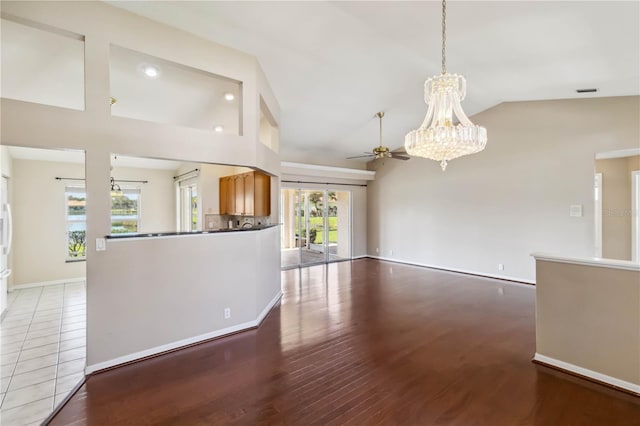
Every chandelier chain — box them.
[441,0,446,74]
[405,0,487,171]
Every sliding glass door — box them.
[281,188,351,268]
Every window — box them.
[66,186,86,259]
[179,181,198,232]
[65,186,142,258]
[111,188,141,234]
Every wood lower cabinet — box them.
[219,171,270,216]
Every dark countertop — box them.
[106,224,278,239]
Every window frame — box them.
[65,185,87,260]
[177,177,199,232]
[110,186,142,235]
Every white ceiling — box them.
[2,3,638,167]
[108,1,640,166]
[7,146,185,170]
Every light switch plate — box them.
[96,238,106,251]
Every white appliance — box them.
[1,176,12,316]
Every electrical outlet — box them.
[376,248,379,253]
[390,250,394,256]
[224,308,231,319]
[498,264,504,271]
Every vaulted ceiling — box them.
[25,2,640,167]
[108,1,639,167]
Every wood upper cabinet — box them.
[243,172,254,217]
[252,171,270,217]
[219,176,236,215]
[219,171,270,216]
[233,175,244,215]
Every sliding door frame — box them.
[280,185,353,269]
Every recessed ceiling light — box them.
[214,125,224,132]
[576,88,598,93]
[143,65,159,78]
[224,93,235,101]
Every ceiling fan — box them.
[347,112,410,161]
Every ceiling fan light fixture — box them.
[405,0,487,171]
[346,112,410,161]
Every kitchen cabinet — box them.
[234,175,244,215]
[219,176,235,216]
[219,171,270,216]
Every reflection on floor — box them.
[0,282,86,426]
[281,248,343,267]
[47,260,640,424]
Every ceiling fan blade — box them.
[390,154,410,160]
[346,154,375,159]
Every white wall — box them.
[87,226,281,370]
[1,146,13,178]
[367,96,640,283]
[9,160,178,286]
[1,146,14,289]
[11,159,86,286]
[595,156,640,260]
[111,166,177,233]
[1,1,282,369]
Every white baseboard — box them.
[257,291,283,325]
[352,255,368,260]
[10,277,86,291]
[85,290,283,375]
[366,255,536,285]
[533,353,640,395]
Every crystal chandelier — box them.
[405,0,487,171]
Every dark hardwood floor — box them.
[49,259,640,425]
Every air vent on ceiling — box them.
[576,88,598,93]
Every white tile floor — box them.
[0,283,86,426]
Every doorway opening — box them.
[632,171,640,262]
[0,145,86,423]
[281,188,351,268]
[594,173,602,257]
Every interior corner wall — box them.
[11,159,86,286]
[1,1,282,370]
[595,156,639,260]
[367,96,640,283]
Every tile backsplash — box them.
[204,214,270,230]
